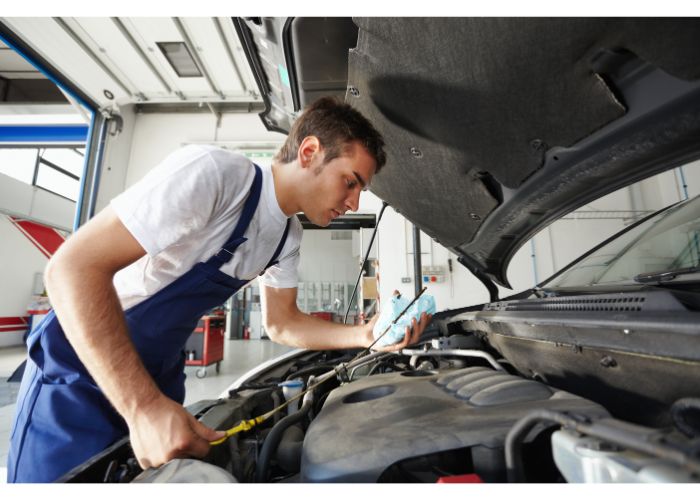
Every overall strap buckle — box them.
[214,237,248,263]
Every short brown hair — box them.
[274,97,386,172]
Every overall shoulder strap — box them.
[260,217,292,275]
[210,164,263,266]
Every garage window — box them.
[0,146,84,201]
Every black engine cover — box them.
[301,366,609,482]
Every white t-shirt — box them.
[111,145,302,310]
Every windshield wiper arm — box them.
[633,266,700,283]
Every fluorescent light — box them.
[157,42,203,78]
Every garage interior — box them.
[1,17,700,483]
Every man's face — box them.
[302,141,377,227]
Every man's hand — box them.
[127,394,225,470]
[261,286,432,351]
[363,312,433,352]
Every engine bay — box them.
[61,326,700,484]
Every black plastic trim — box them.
[297,213,376,230]
[459,308,700,362]
[231,17,287,135]
[282,17,301,112]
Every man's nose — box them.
[345,190,360,212]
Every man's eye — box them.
[347,179,357,188]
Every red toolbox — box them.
[310,311,333,322]
[185,315,225,378]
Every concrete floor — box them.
[0,339,295,483]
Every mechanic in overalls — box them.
[8,97,431,482]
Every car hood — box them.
[235,17,700,288]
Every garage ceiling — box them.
[0,37,42,79]
[0,17,262,111]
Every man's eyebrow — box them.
[353,171,367,189]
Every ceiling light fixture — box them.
[156,42,202,78]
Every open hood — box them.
[236,17,700,288]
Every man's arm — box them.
[261,285,431,350]
[45,206,223,469]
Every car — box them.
[61,17,700,483]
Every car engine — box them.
[299,364,608,482]
[61,329,700,483]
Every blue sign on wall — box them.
[0,125,89,143]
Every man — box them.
[8,97,431,482]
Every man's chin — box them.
[306,213,331,227]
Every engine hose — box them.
[505,410,573,483]
[276,425,305,473]
[671,398,700,438]
[255,397,312,482]
[367,362,386,376]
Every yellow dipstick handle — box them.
[209,415,267,446]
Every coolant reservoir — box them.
[552,430,698,483]
[279,379,304,414]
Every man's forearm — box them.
[45,261,162,422]
[266,309,371,350]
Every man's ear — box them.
[297,136,322,168]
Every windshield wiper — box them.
[633,266,700,283]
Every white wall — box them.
[376,206,491,312]
[298,231,357,284]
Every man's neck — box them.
[271,161,300,217]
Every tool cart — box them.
[185,314,225,378]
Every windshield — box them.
[545,195,700,288]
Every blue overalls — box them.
[8,165,290,483]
